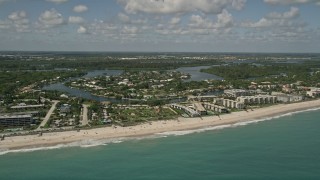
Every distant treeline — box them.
[201,62,320,81]
[0,57,220,71]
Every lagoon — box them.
[42,66,222,102]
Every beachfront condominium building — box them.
[276,94,304,103]
[170,104,200,117]
[271,92,304,103]
[236,95,277,105]
[193,103,207,115]
[0,115,33,127]
[222,99,245,109]
[202,103,229,113]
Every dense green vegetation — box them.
[201,63,318,80]
[111,107,178,126]
[0,56,220,71]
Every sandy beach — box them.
[1,99,320,151]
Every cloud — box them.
[121,26,138,34]
[118,0,246,14]
[117,13,147,24]
[8,11,27,21]
[68,16,85,24]
[216,9,234,28]
[241,7,310,43]
[243,7,300,28]
[77,26,88,34]
[169,17,181,25]
[266,7,299,19]
[73,5,88,13]
[0,20,11,30]
[189,15,213,29]
[232,0,247,10]
[118,13,130,23]
[188,10,233,30]
[38,8,65,27]
[46,0,69,4]
[264,0,320,5]
[8,11,30,32]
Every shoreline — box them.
[1,99,320,152]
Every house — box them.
[60,104,71,113]
[306,88,320,98]
[60,94,69,98]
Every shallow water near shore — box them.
[1,109,320,179]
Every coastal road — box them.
[81,104,89,126]
[37,100,59,130]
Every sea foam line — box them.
[0,138,126,155]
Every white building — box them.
[276,94,304,103]
[202,103,228,113]
[236,95,277,104]
[170,104,200,117]
[222,99,245,109]
[306,88,320,98]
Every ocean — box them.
[1,109,320,179]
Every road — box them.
[81,104,89,126]
[37,100,59,130]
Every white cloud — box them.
[118,13,130,23]
[38,9,65,27]
[77,26,87,34]
[118,0,246,14]
[188,10,233,30]
[8,11,27,21]
[266,7,299,19]
[8,11,30,32]
[216,9,233,28]
[117,13,147,24]
[189,15,212,28]
[68,16,85,24]
[169,17,181,25]
[244,7,300,28]
[232,0,246,10]
[91,20,118,35]
[0,20,11,30]
[121,26,138,34]
[241,7,310,44]
[46,0,69,4]
[264,0,320,5]
[73,5,88,13]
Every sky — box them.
[0,0,320,53]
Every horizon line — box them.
[0,50,320,54]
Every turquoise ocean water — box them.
[1,109,320,179]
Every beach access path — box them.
[2,99,320,151]
[81,104,89,126]
[37,100,59,130]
